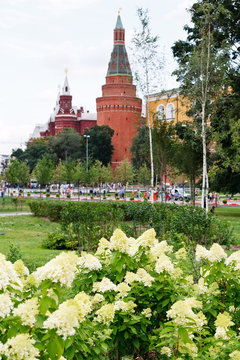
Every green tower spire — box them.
[107,13,132,76]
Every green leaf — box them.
[178,327,190,344]
[47,338,64,360]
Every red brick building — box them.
[96,14,142,167]
[30,75,97,139]
[31,14,142,168]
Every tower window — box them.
[65,87,68,92]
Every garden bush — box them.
[29,200,234,253]
[223,199,227,204]
[1,229,240,359]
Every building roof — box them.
[115,15,123,29]
[107,15,132,77]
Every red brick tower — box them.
[96,14,142,167]
[55,73,77,134]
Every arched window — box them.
[157,104,165,120]
[166,103,175,121]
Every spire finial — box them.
[65,68,68,75]
[118,8,122,15]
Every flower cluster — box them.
[33,251,79,287]
[0,253,22,291]
[167,297,206,330]
[0,293,13,318]
[0,333,39,360]
[77,252,102,271]
[93,277,117,293]
[43,291,91,339]
[196,243,227,263]
[214,312,234,340]
[95,303,115,324]
[13,297,39,327]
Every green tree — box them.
[209,93,240,195]
[115,158,135,185]
[84,125,114,166]
[130,125,150,170]
[137,163,151,187]
[152,116,176,193]
[49,128,83,161]
[172,0,231,211]
[174,122,204,204]
[33,155,54,195]
[3,160,19,185]
[131,8,164,187]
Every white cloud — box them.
[0,7,32,29]
[38,0,100,13]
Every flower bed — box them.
[0,229,240,359]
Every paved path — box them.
[0,212,32,217]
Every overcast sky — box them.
[0,0,195,154]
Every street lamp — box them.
[83,135,90,172]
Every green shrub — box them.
[46,193,50,197]
[42,231,73,250]
[27,192,31,197]
[7,243,22,263]
[233,196,237,201]
[223,199,227,204]
[56,193,60,198]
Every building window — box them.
[65,87,68,92]
[157,104,165,120]
[65,102,68,108]
[166,103,175,121]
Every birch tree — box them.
[172,1,230,212]
[131,8,164,188]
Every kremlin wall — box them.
[31,14,142,168]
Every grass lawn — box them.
[0,215,62,270]
[215,207,240,244]
[0,197,30,212]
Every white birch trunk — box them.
[146,67,154,189]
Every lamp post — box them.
[83,135,90,172]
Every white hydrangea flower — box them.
[196,244,227,263]
[167,297,206,330]
[209,243,227,262]
[124,271,139,284]
[137,229,157,248]
[32,252,79,287]
[43,292,91,339]
[13,259,29,276]
[141,308,152,319]
[136,268,154,287]
[77,253,102,271]
[0,253,22,291]
[127,237,139,257]
[0,333,39,360]
[109,229,129,253]
[95,237,111,255]
[114,300,136,312]
[150,240,173,259]
[155,253,174,274]
[92,293,105,306]
[226,250,240,270]
[95,303,115,324]
[161,346,172,357]
[0,293,13,318]
[13,297,39,327]
[230,350,240,360]
[93,277,116,293]
[195,245,210,262]
[116,282,131,297]
[214,312,234,340]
